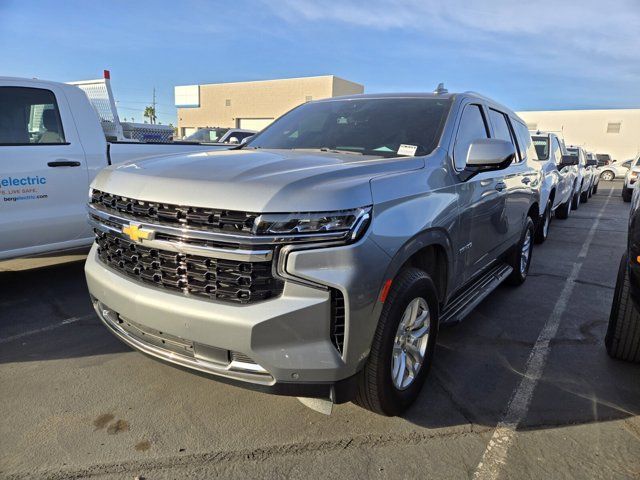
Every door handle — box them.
[521,177,531,185]
[495,181,507,192]
[47,160,81,167]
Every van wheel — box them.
[506,217,534,286]
[354,268,439,416]
[534,204,551,244]
[555,194,572,219]
[605,254,640,362]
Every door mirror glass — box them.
[461,139,515,181]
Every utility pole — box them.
[152,87,157,124]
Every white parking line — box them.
[0,314,94,345]
[473,188,614,480]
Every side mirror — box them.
[461,139,515,181]
[560,155,579,167]
[228,136,239,144]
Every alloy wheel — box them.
[391,297,430,390]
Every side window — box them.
[513,121,537,161]
[0,87,66,145]
[453,104,489,170]
[488,109,513,143]
[551,137,562,164]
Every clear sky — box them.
[2,0,638,126]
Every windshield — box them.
[185,128,229,142]
[246,97,452,158]
[567,147,578,156]
[532,136,549,160]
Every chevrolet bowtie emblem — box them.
[122,223,154,242]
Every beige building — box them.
[517,109,640,162]
[175,75,364,138]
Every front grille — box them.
[330,289,346,355]
[91,189,259,234]
[95,230,283,304]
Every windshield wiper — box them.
[289,147,364,155]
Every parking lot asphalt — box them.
[1,180,639,480]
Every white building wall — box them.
[517,109,640,162]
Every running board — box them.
[440,263,513,325]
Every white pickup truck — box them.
[0,76,230,260]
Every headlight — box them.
[253,207,371,242]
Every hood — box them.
[92,148,424,212]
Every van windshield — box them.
[246,97,452,158]
[532,136,549,160]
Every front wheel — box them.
[605,254,640,362]
[354,268,439,416]
[534,204,551,244]
[623,187,633,202]
[506,216,535,286]
[581,189,589,203]
[572,188,580,210]
[600,171,615,181]
[555,193,572,219]
[593,183,598,195]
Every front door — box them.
[0,84,89,257]
[452,103,509,283]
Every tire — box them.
[534,203,551,244]
[600,171,615,181]
[506,216,535,286]
[581,189,589,203]
[593,183,598,195]
[605,254,640,362]
[571,187,580,210]
[354,267,439,416]
[555,193,572,219]
[623,187,633,203]
[588,184,593,198]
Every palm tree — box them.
[143,106,157,124]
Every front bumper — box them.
[85,234,389,399]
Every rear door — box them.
[0,83,89,257]
[505,118,538,244]
[453,102,510,282]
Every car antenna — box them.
[433,83,448,95]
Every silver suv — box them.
[85,89,540,415]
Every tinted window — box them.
[248,98,452,158]
[532,135,550,160]
[513,121,537,161]
[453,104,489,170]
[0,87,66,145]
[488,109,514,143]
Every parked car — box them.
[530,131,578,242]
[623,157,640,202]
[586,152,600,195]
[0,76,232,260]
[85,89,541,416]
[566,146,591,205]
[183,127,256,144]
[606,186,640,362]
[600,159,632,181]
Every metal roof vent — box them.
[433,83,448,95]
